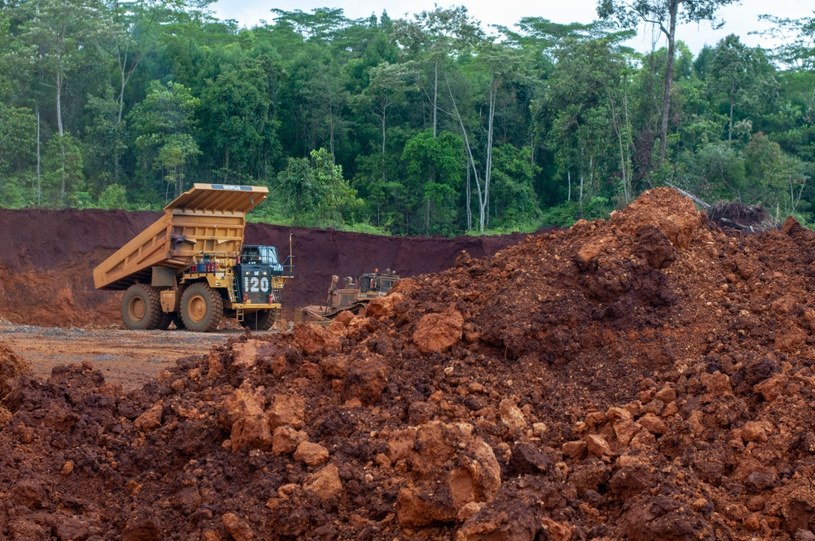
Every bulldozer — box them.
[298,269,399,323]
[93,183,293,332]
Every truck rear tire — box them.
[180,282,223,332]
[241,309,277,331]
[121,284,162,330]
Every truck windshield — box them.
[240,246,284,273]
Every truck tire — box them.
[241,309,277,331]
[121,284,162,330]
[180,282,223,332]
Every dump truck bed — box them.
[93,184,268,291]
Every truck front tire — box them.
[180,282,223,332]
[121,284,162,330]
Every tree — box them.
[597,0,739,162]
[200,60,272,180]
[0,103,37,205]
[743,133,807,216]
[707,35,777,142]
[489,143,541,229]
[359,62,416,180]
[99,0,191,125]
[757,13,815,70]
[20,0,107,137]
[393,6,484,138]
[447,41,524,233]
[542,33,631,215]
[84,89,127,190]
[42,133,84,207]
[401,129,463,234]
[275,148,361,227]
[128,80,200,199]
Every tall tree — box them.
[99,0,190,125]
[128,80,200,198]
[359,62,416,181]
[597,0,739,163]
[757,12,815,70]
[447,41,523,232]
[200,60,272,180]
[393,6,483,138]
[275,148,361,227]
[401,129,463,234]
[707,35,777,142]
[20,0,106,137]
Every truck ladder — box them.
[231,275,244,322]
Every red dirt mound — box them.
[3,188,815,540]
[0,209,525,327]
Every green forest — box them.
[0,0,813,235]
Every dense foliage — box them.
[0,1,813,234]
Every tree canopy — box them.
[0,1,813,234]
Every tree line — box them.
[0,0,813,235]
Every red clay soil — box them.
[3,188,815,540]
[0,209,525,327]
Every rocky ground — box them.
[2,188,815,540]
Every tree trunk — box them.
[36,106,41,205]
[432,59,438,138]
[482,79,497,232]
[728,80,735,142]
[567,169,571,203]
[579,169,584,213]
[425,198,430,235]
[59,138,66,206]
[610,92,631,203]
[56,71,64,137]
[379,101,388,181]
[117,49,128,124]
[329,103,335,158]
[658,0,678,163]
[466,164,472,230]
[446,75,485,232]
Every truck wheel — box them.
[121,284,162,330]
[180,282,223,332]
[241,309,277,331]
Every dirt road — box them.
[0,322,242,390]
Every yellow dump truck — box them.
[93,183,292,332]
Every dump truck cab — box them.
[234,245,286,305]
[93,183,293,332]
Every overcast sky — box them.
[210,0,812,54]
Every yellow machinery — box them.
[298,270,399,323]
[93,184,292,331]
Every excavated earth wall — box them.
[2,189,815,540]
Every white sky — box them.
[210,0,813,54]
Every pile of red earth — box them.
[3,187,815,540]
